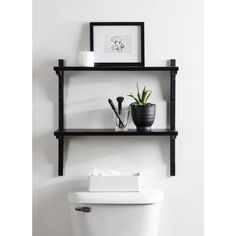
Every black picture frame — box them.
[90,22,145,67]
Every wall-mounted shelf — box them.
[54,66,178,72]
[53,59,179,177]
[54,129,178,136]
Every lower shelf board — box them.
[54,128,178,137]
[54,128,177,176]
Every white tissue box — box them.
[89,174,139,192]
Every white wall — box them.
[33,0,203,236]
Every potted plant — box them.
[128,84,156,131]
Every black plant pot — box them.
[131,104,156,131]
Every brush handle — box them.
[116,97,124,127]
[108,99,125,128]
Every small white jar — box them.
[78,51,94,67]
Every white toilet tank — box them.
[68,189,164,236]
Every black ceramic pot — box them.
[131,104,156,131]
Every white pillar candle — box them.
[78,51,94,67]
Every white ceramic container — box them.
[78,51,94,67]
[88,174,139,192]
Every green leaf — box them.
[141,86,146,101]
[128,94,140,105]
[136,83,142,102]
[144,91,152,104]
[141,88,148,104]
[128,83,153,106]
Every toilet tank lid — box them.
[68,189,164,205]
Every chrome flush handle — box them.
[75,207,91,212]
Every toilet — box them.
[68,189,164,236]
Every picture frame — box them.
[90,22,145,67]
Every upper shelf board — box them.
[54,66,179,72]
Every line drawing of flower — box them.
[111,36,125,53]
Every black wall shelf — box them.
[53,59,178,176]
[54,129,178,136]
[54,66,178,72]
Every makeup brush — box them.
[116,97,124,127]
[116,97,124,115]
[108,99,125,128]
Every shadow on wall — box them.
[33,178,87,236]
[64,136,170,177]
[33,59,59,176]
[65,108,114,128]
[63,71,170,129]
[77,23,90,52]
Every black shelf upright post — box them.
[170,59,177,176]
[56,59,64,176]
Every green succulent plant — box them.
[128,84,152,106]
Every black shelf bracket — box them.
[170,135,176,176]
[54,59,178,176]
[58,59,64,176]
[55,70,63,79]
[170,59,177,176]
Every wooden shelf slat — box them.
[54,66,179,72]
[54,128,178,137]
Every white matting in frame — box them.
[93,25,142,63]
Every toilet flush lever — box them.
[75,207,91,213]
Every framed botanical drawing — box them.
[90,22,145,67]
